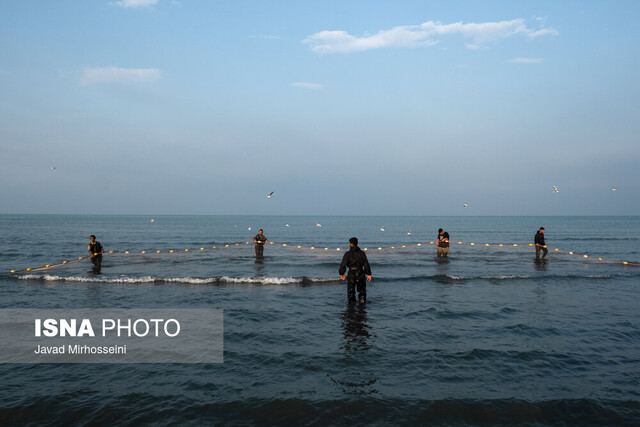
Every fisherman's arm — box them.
[339,253,348,280]
[362,253,372,281]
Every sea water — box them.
[0,215,639,424]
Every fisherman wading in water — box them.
[534,227,548,259]
[339,237,372,304]
[436,228,450,257]
[253,229,268,257]
[88,235,104,269]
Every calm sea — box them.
[0,215,639,425]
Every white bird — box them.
[380,226,386,232]
[553,186,559,193]
[248,227,252,231]
[611,185,617,191]
[285,224,290,227]
[50,166,56,170]
[463,203,468,207]
[315,222,322,227]
[150,218,155,223]
[267,192,274,198]
[407,230,412,235]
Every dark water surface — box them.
[1,215,639,425]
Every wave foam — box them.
[16,274,335,285]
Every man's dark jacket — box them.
[339,246,371,276]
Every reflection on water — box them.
[340,304,373,354]
[329,304,378,395]
[254,257,264,277]
[435,256,450,265]
[534,258,548,272]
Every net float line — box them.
[268,241,640,267]
[9,242,253,273]
[8,241,639,274]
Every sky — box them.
[1,0,639,216]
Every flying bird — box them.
[380,226,386,232]
[552,186,559,193]
[463,203,468,207]
[611,185,617,191]
[285,224,290,227]
[248,227,252,231]
[315,222,322,227]
[407,230,412,235]
[50,166,56,170]
[267,192,274,198]
[150,219,155,223]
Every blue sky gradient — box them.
[1,1,639,215]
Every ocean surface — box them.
[0,214,639,425]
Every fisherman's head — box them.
[90,235,96,242]
[258,229,263,234]
[349,237,358,247]
[438,228,443,235]
[539,227,545,233]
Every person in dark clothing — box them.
[436,228,450,257]
[339,237,372,304]
[88,235,104,267]
[534,227,548,259]
[253,229,268,257]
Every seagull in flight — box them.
[248,227,252,231]
[463,203,468,207]
[611,185,617,191]
[285,223,290,227]
[380,226,386,232]
[50,166,56,170]
[552,186,559,193]
[407,230,412,235]
[315,222,322,227]
[267,192,274,199]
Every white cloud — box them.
[465,44,489,51]
[303,19,558,53]
[508,57,544,64]
[79,67,162,86]
[292,82,323,90]
[113,0,158,8]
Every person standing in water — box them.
[88,235,104,268]
[534,227,548,259]
[253,229,268,257]
[436,228,450,257]
[339,237,372,304]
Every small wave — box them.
[555,237,640,241]
[374,273,615,284]
[15,274,336,286]
[378,274,531,283]
[2,396,638,425]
